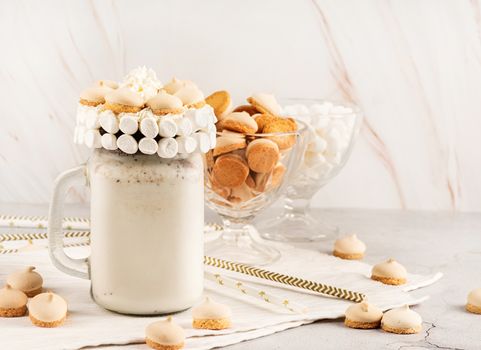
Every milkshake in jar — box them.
[48,67,217,315]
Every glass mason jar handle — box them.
[48,166,89,279]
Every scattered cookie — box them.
[263,118,297,150]
[233,104,259,116]
[212,154,249,187]
[0,284,28,317]
[104,87,144,113]
[245,138,279,173]
[213,133,246,157]
[192,297,232,330]
[344,301,383,329]
[371,258,407,285]
[381,305,422,334]
[7,266,43,297]
[247,93,281,115]
[205,90,232,119]
[174,86,205,109]
[79,85,113,107]
[333,234,366,260]
[29,292,68,328]
[221,112,258,134]
[147,91,184,115]
[146,316,185,350]
[466,288,481,314]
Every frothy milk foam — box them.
[89,150,204,314]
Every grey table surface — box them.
[1,204,480,350]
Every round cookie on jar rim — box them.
[104,87,144,114]
[174,85,205,109]
[147,91,184,116]
[371,258,407,285]
[0,284,28,317]
[79,85,113,107]
[333,234,366,260]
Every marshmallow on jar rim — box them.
[99,109,119,134]
[185,108,210,130]
[119,113,139,135]
[158,138,179,158]
[176,136,197,154]
[333,234,366,260]
[193,131,211,153]
[175,117,193,137]
[158,117,178,138]
[381,305,422,334]
[140,115,159,138]
[117,134,138,155]
[101,133,118,151]
[84,130,102,149]
[138,138,158,155]
[84,107,101,130]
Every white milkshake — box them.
[88,149,204,314]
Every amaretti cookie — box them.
[221,112,258,134]
[233,104,259,116]
[212,153,249,187]
[247,93,281,116]
[206,90,232,119]
[104,87,144,113]
[466,288,481,314]
[147,91,184,115]
[245,138,280,173]
[192,297,232,330]
[344,301,383,329]
[174,86,205,109]
[213,133,246,157]
[333,234,366,260]
[7,266,43,297]
[79,85,113,107]
[0,284,28,317]
[263,118,297,150]
[381,305,422,334]
[371,258,407,285]
[146,316,185,350]
[29,292,68,328]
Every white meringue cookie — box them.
[101,133,118,151]
[158,117,178,138]
[119,114,139,135]
[138,138,158,155]
[84,129,102,148]
[158,138,178,158]
[117,134,138,154]
[176,136,197,154]
[140,116,159,138]
[99,110,119,134]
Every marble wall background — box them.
[1,0,480,211]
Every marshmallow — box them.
[176,136,197,154]
[185,108,209,130]
[208,130,217,149]
[85,108,100,129]
[309,103,331,115]
[99,110,119,134]
[158,117,178,138]
[175,118,193,137]
[84,129,102,148]
[140,116,159,138]
[193,131,211,153]
[138,138,158,155]
[158,138,179,158]
[76,105,87,125]
[119,114,139,135]
[101,133,118,151]
[117,134,138,154]
[308,135,327,153]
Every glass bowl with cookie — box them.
[257,99,362,242]
[204,92,306,266]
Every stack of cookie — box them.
[205,91,298,206]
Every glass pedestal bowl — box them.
[204,124,306,265]
[258,99,362,242]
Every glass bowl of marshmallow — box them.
[258,99,362,242]
[204,92,306,265]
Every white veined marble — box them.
[0,0,480,211]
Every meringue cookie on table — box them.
[344,301,383,329]
[381,305,422,334]
[371,258,407,285]
[333,234,366,260]
[192,297,232,330]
